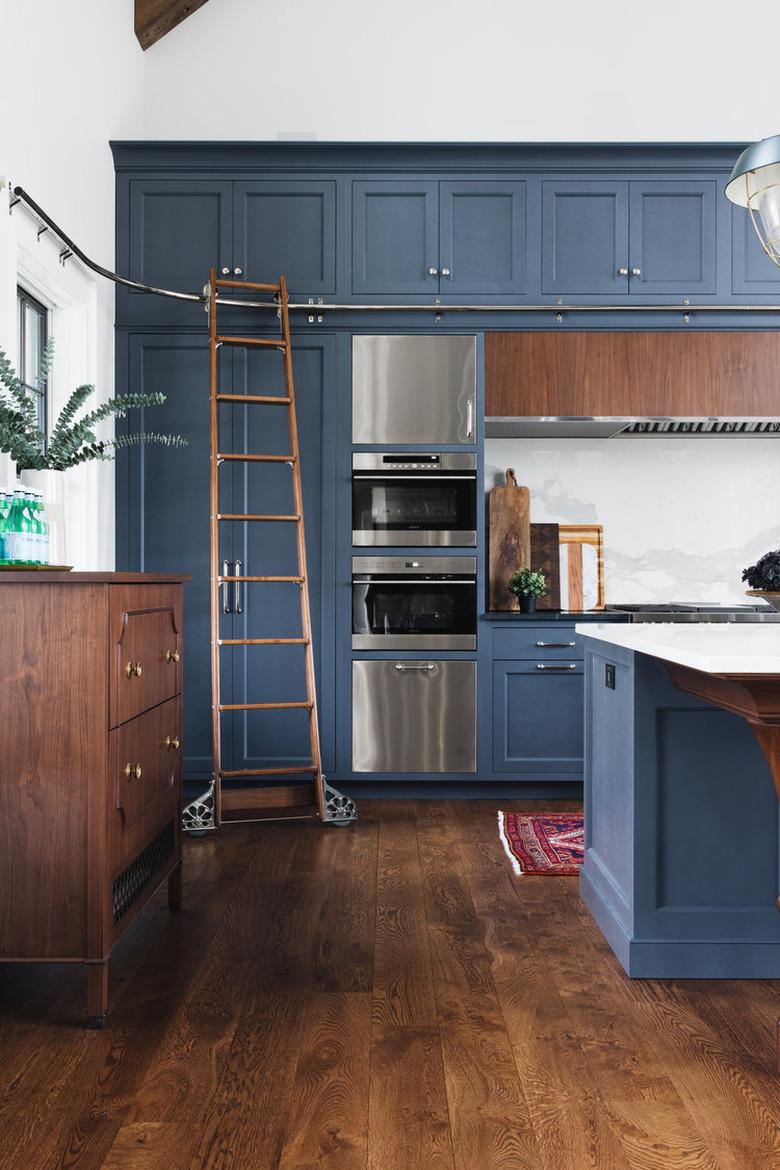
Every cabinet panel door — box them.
[493,660,584,774]
[731,204,780,295]
[233,180,337,295]
[439,181,526,296]
[119,180,233,325]
[542,181,629,295]
[228,335,337,775]
[352,180,439,295]
[118,335,235,782]
[629,181,717,294]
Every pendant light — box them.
[726,134,780,266]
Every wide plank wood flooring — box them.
[1,800,779,1170]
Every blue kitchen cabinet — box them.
[492,656,584,776]
[629,181,718,295]
[352,179,527,298]
[233,180,337,297]
[543,178,718,297]
[118,179,233,325]
[542,180,630,295]
[439,181,527,297]
[115,332,337,782]
[352,180,439,296]
[731,203,780,296]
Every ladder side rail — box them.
[279,274,326,820]
[208,267,224,826]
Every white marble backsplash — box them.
[485,437,780,606]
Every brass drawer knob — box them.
[165,649,180,664]
[125,661,143,678]
[165,735,180,751]
[124,762,143,780]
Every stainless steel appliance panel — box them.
[352,555,477,650]
[352,659,477,773]
[351,452,478,548]
[352,335,477,444]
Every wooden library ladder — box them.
[182,269,356,831]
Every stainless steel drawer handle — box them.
[394,663,437,672]
[536,663,578,671]
[535,641,576,648]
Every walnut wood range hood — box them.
[485,332,780,437]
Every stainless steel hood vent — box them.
[485,416,780,439]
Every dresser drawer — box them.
[112,697,180,832]
[111,586,181,726]
[492,625,583,660]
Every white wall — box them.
[486,437,780,606]
[0,0,143,568]
[140,0,778,143]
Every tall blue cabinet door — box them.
[117,334,236,783]
[492,660,584,776]
[118,180,233,325]
[233,180,337,296]
[439,181,526,297]
[352,180,439,295]
[542,181,629,295]
[227,335,337,777]
[731,204,780,296]
[629,181,717,295]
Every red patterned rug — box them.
[498,812,584,875]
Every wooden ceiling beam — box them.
[135,0,211,50]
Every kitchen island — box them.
[575,623,780,980]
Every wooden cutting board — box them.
[559,524,605,610]
[530,523,561,610]
[488,469,530,611]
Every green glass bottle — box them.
[0,490,11,565]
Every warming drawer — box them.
[352,659,476,773]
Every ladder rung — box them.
[218,575,304,583]
[218,638,309,646]
[217,513,301,522]
[220,766,318,778]
[215,278,280,292]
[217,453,295,463]
[219,701,313,711]
[217,335,287,350]
[216,394,291,405]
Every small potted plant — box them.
[743,550,780,610]
[507,567,547,614]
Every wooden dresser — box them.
[0,572,189,1026]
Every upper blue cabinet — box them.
[542,178,718,297]
[117,176,338,324]
[731,204,780,296]
[352,178,527,299]
[233,180,337,296]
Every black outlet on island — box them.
[605,663,616,690]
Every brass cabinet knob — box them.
[125,661,143,678]
[124,762,142,780]
[165,735,180,751]
[165,649,180,664]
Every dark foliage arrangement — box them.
[0,343,186,471]
[742,550,780,591]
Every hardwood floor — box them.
[1,800,779,1170]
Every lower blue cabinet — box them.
[492,657,584,776]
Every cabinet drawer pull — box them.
[536,663,577,671]
[125,660,143,678]
[165,735,180,751]
[165,649,180,664]
[124,762,143,779]
[535,640,576,648]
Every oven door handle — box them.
[353,578,476,585]
[351,474,477,481]
[394,663,437,672]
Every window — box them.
[16,287,49,438]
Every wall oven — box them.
[352,556,477,650]
[352,452,477,547]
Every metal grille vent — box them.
[112,821,175,925]
[621,419,780,435]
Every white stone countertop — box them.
[575,623,780,674]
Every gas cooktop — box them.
[605,602,780,623]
